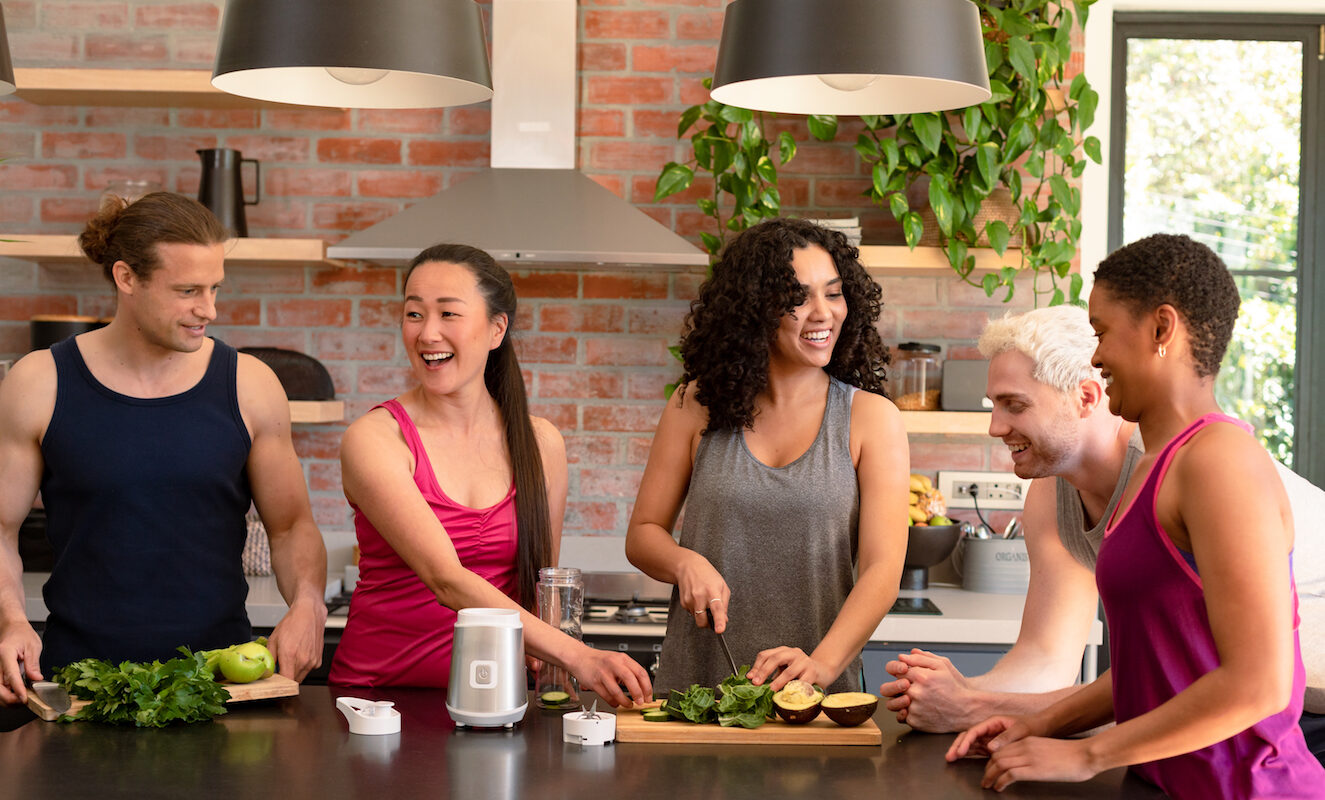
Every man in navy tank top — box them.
[0,192,327,708]
[878,304,1325,763]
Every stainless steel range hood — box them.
[328,0,706,267]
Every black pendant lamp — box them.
[711,0,991,116]
[212,0,492,109]
[0,4,16,97]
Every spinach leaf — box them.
[666,666,774,729]
[54,647,231,727]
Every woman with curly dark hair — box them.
[949,234,1324,797]
[626,218,910,695]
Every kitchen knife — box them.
[707,608,740,678]
[30,681,71,714]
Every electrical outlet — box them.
[937,470,1031,510]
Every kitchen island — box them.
[2,686,1164,799]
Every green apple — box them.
[928,514,953,526]
[218,641,275,683]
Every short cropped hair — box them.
[978,305,1102,395]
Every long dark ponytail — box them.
[405,244,552,609]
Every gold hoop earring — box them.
[1158,344,1167,358]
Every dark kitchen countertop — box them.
[1,686,1166,799]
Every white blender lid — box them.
[455,607,523,628]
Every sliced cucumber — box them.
[641,710,671,722]
[540,690,571,705]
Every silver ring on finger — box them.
[709,598,722,606]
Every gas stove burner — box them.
[613,604,654,624]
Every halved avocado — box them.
[772,680,825,724]
[820,692,879,727]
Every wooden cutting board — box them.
[615,709,882,745]
[25,673,300,722]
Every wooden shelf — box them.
[901,411,991,436]
[0,235,339,267]
[859,245,1021,276]
[12,68,294,108]
[289,400,344,424]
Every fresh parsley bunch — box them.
[665,666,774,729]
[54,647,231,727]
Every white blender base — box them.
[448,701,528,728]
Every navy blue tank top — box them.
[39,337,253,672]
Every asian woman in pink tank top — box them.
[328,244,651,707]
[948,234,1324,798]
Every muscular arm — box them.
[0,353,56,703]
[343,409,649,707]
[881,477,1100,731]
[748,392,910,691]
[238,356,327,681]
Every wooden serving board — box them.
[615,709,882,745]
[26,673,300,722]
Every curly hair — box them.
[678,218,890,432]
[1092,233,1240,378]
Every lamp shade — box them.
[0,4,16,97]
[212,0,492,109]
[711,0,991,116]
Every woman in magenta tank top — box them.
[948,234,1324,798]
[328,244,651,706]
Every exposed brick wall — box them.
[0,0,1064,542]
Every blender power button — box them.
[470,660,498,689]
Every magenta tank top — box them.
[329,399,519,687]
[1097,413,1325,798]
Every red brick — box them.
[215,328,305,351]
[578,467,644,499]
[243,200,311,231]
[357,108,447,134]
[776,177,812,208]
[34,261,110,291]
[565,501,619,532]
[42,2,127,28]
[43,132,127,160]
[578,109,626,137]
[0,131,37,157]
[990,446,1016,472]
[359,299,402,328]
[584,10,669,39]
[632,44,716,74]
[356,170,444,198]
[0,164,77,190]
[2,2,36,27]
[309,462,342,493]
[672,271,707,301]
[943,274,1036,309]
[584,338,673,366]
[563,435,619,465]
[529,402,577,431]
[173,34,216,65]
[135,3,218,29]
[511,334,577,364]
[670,208,717,239]
[626,435,655,465]
[583,274,668,299]
[39,196,100,224]
[177,109,260,129]
[9,33,78,61]
[317,138,401,165]
[586,76,671,105]
[264,108,353,132]
[263,167,353,198]
[813,178,876,209]
[311,266,398,295]
[510,272,579,299]
[781,144,861,176]
[267,299,352,328]
[81,108,168,128]
[84,33,168,60]
[588,141,673,172]
[586,173,625,198]
[0,295,78,321]
[634,109,687,139]
[0,196,34,224]
[406,140,489,167]
[626,372,673,401]
[358,365,418,396]
[223,135,310,163]
[292,428,344,460]
[538,303,624,333]
[626,306,688,335]
[678,77,713,105]
[0,100,77,127]
[311,495,354,529]
[132,134,215,161]
[677,11,723,40]
[0,324,30,357]
[312,330,397,361]
[311,202,398,232]
[900,309,992,340]
[447,108,491,136]
[514,306,535,333]
[908,441,987,472]
[578,42,627,71]
[538,370,624,399]
[215,297,260,326]
[873,276,939,307]
[630,174,713,205]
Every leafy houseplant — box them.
[654,77,838,258]
[854,0,1101,306]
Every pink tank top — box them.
[329,399,519,687]
[1097,413,1325,798]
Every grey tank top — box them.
[655,377,864,695]
[1054,430,1144,570]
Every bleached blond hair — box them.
[977,306,1102,395]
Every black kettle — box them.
[197,148,260,237]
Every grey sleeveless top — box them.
[1054,430,1144,570]
[655,377,864,695]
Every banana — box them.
[908,506,929,523]
[908,475,927,493]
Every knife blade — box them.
[706,608,740,678]
[30,681,71,714]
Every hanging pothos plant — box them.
[854,0,1100,306]
[654,77,838,259]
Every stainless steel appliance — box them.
[580,572,671,678]
[446,608,527,728]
